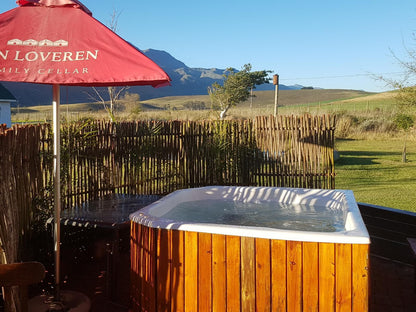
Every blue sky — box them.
[1,0,416,92]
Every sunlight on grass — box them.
[335,138,416,212]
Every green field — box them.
[11,89,388,122]
[335,138,416,212]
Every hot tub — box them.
[130,186,370,311]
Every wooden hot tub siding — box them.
[131,222,369,311]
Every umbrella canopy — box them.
[18,0,92,14]
[0,0,170,87]
[0,0,170,307]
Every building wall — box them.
[0,102,11,128]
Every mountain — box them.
[2,49,304,107]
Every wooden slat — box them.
[148,228,157,312]
[363,217,416,238]
[352,244,369,311]
[335,244,352,312]
[212,234,226,312]
[271,239,287,311]
[156,229,171,312]
[359,203,416,224]
[130,223,137,309]
[184,231,198,311]
[368,235,414,264]
[226,235,241,312]
[359,203,416,264]
[287,240,302,312]
[319,242,335,312]
[255,238,271,311]
[171,230,184,312]
[130,223,141,310]
[241,236,255,311]
[140,225,150,311]
[198,233,212,311]
[303,242,319,312]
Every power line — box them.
[280,72,406,81]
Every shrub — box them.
[183,101,207,110]
[357,117,396,134]
[394,113,414,131]
[359,119,381,132]
[335,115,354,138]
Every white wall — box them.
[0,102,11,128]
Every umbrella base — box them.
[28,290,91,312]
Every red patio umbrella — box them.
[0,0,170,307]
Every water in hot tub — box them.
[163,199,346,232]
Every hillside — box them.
[2,49,303,107]
[140,89,375,110]
[12,89,384,120]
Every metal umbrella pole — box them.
[52,84,62,303]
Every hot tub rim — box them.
[130,186,371,245]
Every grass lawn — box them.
[335,138,416,212]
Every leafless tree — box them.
[87,10,128,121]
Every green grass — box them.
[335,138,416,212]
[11,89,393,121]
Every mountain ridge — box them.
[2,49,304,107]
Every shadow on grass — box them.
[341,150,401,157]
[336,157,378,166]
[336,139,403,164]
[336,146,403,166]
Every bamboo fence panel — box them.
[0,125,44,312]
[1,116,335,216]
[0,125,44,263]
[255,115,335,189]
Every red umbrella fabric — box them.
[0,1,170,307]
[0,0,170,87]
[17,0,92,14]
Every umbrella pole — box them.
[53,84,61,302]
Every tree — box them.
[208,64,271,119]
[87,10,129,121]
[379,33,416,107]
[378,34,416,162]
[121,91,142,114]
[394,113,414,162]
[89,85,128,121]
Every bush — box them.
[335,112,402,138]
[359,119,381,132]
[335,115,354,138]
[335,113,364,138]
[394,113,414,131]
[356,117,396,134]
[183,101,207,110]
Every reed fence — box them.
[53,116,335,207]
[0,125,44,264]
[255,115,335,189]
[0,115,335,260]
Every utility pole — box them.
[250,87,253,109]
[273,74,279,116]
